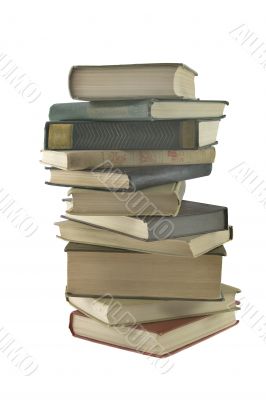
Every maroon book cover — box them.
[69,310,239,358]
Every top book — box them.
[69,63,197,101]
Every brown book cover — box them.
[69,311,239,358]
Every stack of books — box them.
[42,63,240,358]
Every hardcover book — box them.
[41,147,216,170]
[62,200,228,241]
[49,99,228,121]
[69,310,238,357]
[46,164,212,191]
[44,119,220,151]
[64,182,186,217]
[65,243,225,300]
[67,283,240,325]
[56,220,233,257]
[69,63,197,100]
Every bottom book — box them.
[69,310,238,358]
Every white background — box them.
[0,0,266,398]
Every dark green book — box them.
[44,118,221,151]
[143,201,228,240]
[49,99,228,121]
[63,200,229,241]
[45,164,212,191]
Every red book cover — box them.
[69,310,239,358]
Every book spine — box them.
[45,120,198,151]
[68,66,75,99]
[49,100,153,121]
[67,298,110,324]
[67,148,216,170]
[172,181,186,216]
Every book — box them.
[69,64,197,100]
[63,200,228,240]
[49,99,228,121]
[44,119,220,151]
[56,220,233,257]
[41,147,216,170]
[67,283,240,325]
[69,310,238,357]
[64,182,185,217]
[66,243,225,300]
[46,164,212,191]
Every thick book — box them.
[62,200,228,241]
[67,283,240,325]
[44,119,221,151]
[65,243,225,300]
[69,63,197,100]
[41,147,216,170]
[45,164,212,191]
[49,99,228,121]
[64,182,185,217]
[69,310,238,357]
[56,220,233,257]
